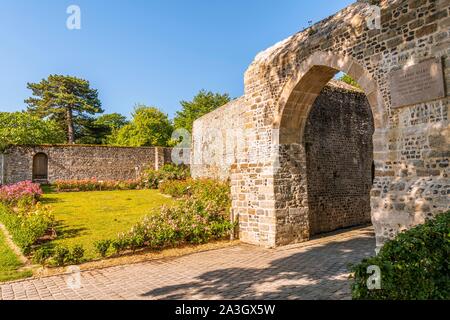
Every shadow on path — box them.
[142,229,375,300]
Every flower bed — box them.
[94,179,234,256]
[0,181,42,207]
[53,164,190,192]
[0,203,55,255]
[0,181,54,255]
[54,179,140,192]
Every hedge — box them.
[350,211,449,300]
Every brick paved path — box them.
[0,227,375,300]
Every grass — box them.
[40,189,174,260]
[0,228,32,282]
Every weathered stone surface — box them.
[192,0,450,251]
[305,85,374,236]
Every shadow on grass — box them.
[141,229,375,300]
[41,185,56,194]
[40,197,62,204]
[51,221,87,241]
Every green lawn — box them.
[0,229,32,282]
[41,189,173,259]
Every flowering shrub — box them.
[54,178,140,192]
[104,179,233,256]
[46,244,85,266]
[52,164,190,192]
[0,181,42,208]
[113,199,234,253]
[159,179,230,209]
[0,203,55,254]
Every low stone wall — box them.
[0,145,177,184]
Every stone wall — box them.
[192,0,450,250]
[191,97,247,180]
[305,83,374,236]
[0,145,175,184]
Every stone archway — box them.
[192,0,449,251]
[272,52,384,246]
[304,81,374,237]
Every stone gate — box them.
[191,0,450,250]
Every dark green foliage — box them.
[53,246,70,267]
[76,113,129,145]
[49,244,85,266]
[32,247,54,265]
[69,245,85,264]
[159,179,230,210]
[351,211,450,300]
[94,240,111,258]
[25,75,103,144]
[111,236,129,255]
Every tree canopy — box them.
[173,90,231,132]
[111,105,173,147]
[76,113,129,145]
[0,112,65,150]
[25,75,103,144]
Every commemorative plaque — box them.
[389,58,446,109]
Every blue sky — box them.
[0,0,354,119]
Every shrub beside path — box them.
[0,223,28,265]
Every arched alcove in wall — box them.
[32,152,48,182]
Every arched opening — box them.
[304,81,374,236]
[32,153,48,182]
[273,52,383,246]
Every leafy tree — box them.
[0,112,65,150]
[112,105,173,147]
[25,75,103,144]
[174,90,231,132]
[76,113,128,145]
[339,74,362,89]
[94,113,128,131]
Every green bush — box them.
[351,211,450,300]
[0,204,54,255]
[111,236,129,255]
[158,179,192,198]
[53,246,70,267]
[159,179,230,208]
[69,245,85,264]
[32,247,54,265]
[140,164,190,189]
[94,240,111,258]
[34,244,85,267]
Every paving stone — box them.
[0,227,375,300]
